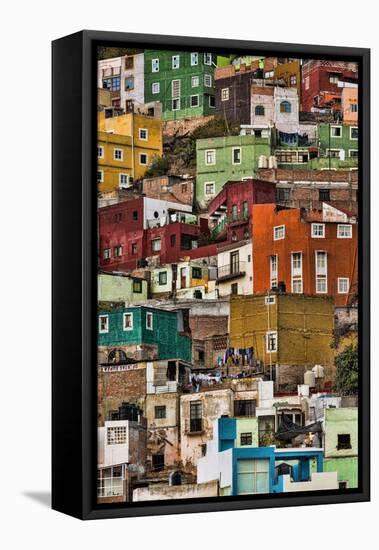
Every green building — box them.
[98,306,192,363]
[98,273,148,303]
[323,407,358,489]
[318,122,358,163]
[196,130,273,209]
[144,50,218,120]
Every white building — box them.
[216,240,253,297]
[98,53,145,112]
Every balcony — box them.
[211,212,249,239]
[216,261,246,282]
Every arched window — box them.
[108,349,127,363]
[280,100,291,113]
[255,105,265,116]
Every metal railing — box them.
[217,261,246,280]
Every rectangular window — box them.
[99,315,109,334]
[97,170,104,183]
[114,148,123,161]
[234,400,256,417]
[290,74,297,85]
[349,149,358,158]
[319,189,330,202]
[240,432,253,446]
[146,312,153,330]
[266,331,277,352]
[190,401,202,432]
[329,73,339,84]
[270,255,278,288]
[124,76,134,90]
[107,426,127,445]
[291,252,303,294]
[204,74,212,87]
[119,173,129,187]
[232,147,241,164]
[123,312,133,331]
[125,56,134,69]
[114,245,122,257]
[155,406,166,419]
[312,223,325,238]
[103,248,111,260]
[237,459,269,495]
[277,188,290,201]
[172,55,180,69]
[221,88,229,101]
[133,280,142,294]
[204,182,215,195]
[102,76,121,91]
[139,153,148,165]
[152,454,164,471]
[139,128,148,140]
[205,149,216,165]
[338,277,349,294]
[158,271,167,285]
[152,82,160,94]
[204,53,212,65]
[172,79,180,98]
[265,295,276,305]
[337,433,352,450]
[191,75,199,88]
[131,242,138,255]
[170,234,176,247]
[273,225,285,240]
[350,126,358,140]
[315,251,328,294]
[351,104,358,113]
[337,224,352,238]
[192,267,202,279]
[209,95,215,108]
[190,95,199,107]
[330,125,342,138]
[327,149,342,158]
[97,146,104,158]
[152,58,159,72]
[231,204,237,221]
[231,282,238,295]
[152,238,161,252]
[191,52,198,66]
[172,98,180,110]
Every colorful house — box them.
[97,131,133,193]
[318,122,358,164]
[97,53,145,111]
[98,273,148,303]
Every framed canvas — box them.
[52,30,370,520]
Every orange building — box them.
[252,203,358,306]
[342,87,358,124]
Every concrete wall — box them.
[281,471,338,492]
[133,480,219,501]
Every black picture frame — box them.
[52,30,370,520]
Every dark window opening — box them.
[190,401,202,432]
[155,406,166,419]
[132,210,138,221]
[337,434,352,450]
[234,399,256,417]
[319,189,330,202]
[152,454,165,471]
[240,432,253,446]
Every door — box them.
[230,251,239,274]
[180,267,187,289]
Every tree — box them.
[143,156,170,178]
[334,343,358,395]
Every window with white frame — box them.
[152,58,159,72]
[312,223,325,238]
[291,252,303,293]
[107,425,127,445]
[191,76,199,88]
[172,98,180,110]
[266,331,277,352]
[119,173,129,187]
[221,88,229,101]
[139,128,148,140]
[232,147,241,164]
[172,55,180,69]
[270,255,278,288]
[97,170,104,183]
[329,73,339,84]
[337,224,352,238]
[204,182,215,196]
[330,125,342,138]
[152,82,160,94]
[103,248,111,260]
[350,126,358,140]
[273,225,285,240]
[290,74,297,85]
[265,295,276,305]
[146,312,153,330]
[123,312,133,331]
[205,149,216,165]
[191,52,198,66]
[204,53,212,65]
[190,95,199,107]
[204,74,212,87]
[97,146,104,158]
[315,251,328,294]
[338,277,349,294]
[139,153,148,165]
[172,79,180,98]
[99,315,109,334]
[349,149,358,158]
[151,238,161,252]
[114,148,123,161]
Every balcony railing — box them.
[217,261,246,282]
[211,212,249,238]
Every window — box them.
[204,74,212,87]
[329,73,339,84]
[265,295,276,305]
[191,75,199,88]
[133,280,142,294]
[337,434,352,450]
[146,312,153,330]
[270,255,278,288]
[102,76,121,91]
[277,188,290,201]
[265,70,274,78]
[114,212,122,223]
[243,201,249,219]
[155,406,166,419]
[97,170,104,183]
[172,55,180,69]
[152,58,159,72]
[312,223,325,238]
[231,204,237,221]
[139,153,148,165]
[125,56,134,69]
[131,242,138,255]
[152,238,161,252]
[237,459,269,495]
[114,245,122,257]
[172,98,180,110]
[319,189,330,202]
[103,248,111,260]
[172,79,180,98]
[290,74,297,85]
[132,210,138,221]
[231,282,238,295]
[232,147,241,164]
[291,252,303,294]
[273,225,285,240]
[338,277,349,294]
[152,82,160,94]
[304,76,310,90]
[339,481,347,489]
[266,331,277,352]
[349,149,358,158]
[119,173,130,188]
[315,251,328,294]
[351,104,358,113]
[204,53,212,65]
[255,105,265,116]
[191,52,198,66]
[99,315,109,334]
[192,267,202,279]
[280,101,291,113]
[350,126,358,140]
[152,454,164,471]
[221,88,229,101]
[114,148,123,161]
[139,128,148,141]
[190,401,202,432]
[240,433,253,446]
[97,146,104,158]
[327,149,342,158]
[107,426,127,445]
[234,400,256,417]
[205,149,216,165]
[205,182,215,195]
[209,95,215,108]
[331,125,342,138]
[123,312,133,331]
[124,76,134,90]
[190,95,199,107]
[158,271,167,285]
[338,224,352,238]
[170,234,176,247]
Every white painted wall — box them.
[143,197,192,229]
[99,421,130,467]
[197,419,233,489]
[281,471,338,492]
[217,242,253,297]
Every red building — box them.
[252,203,358,306]
[301,60,358,114]
[208,179,276,245]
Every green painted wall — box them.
[235,418,259,448]
[324,457,358,488]
[144,50,216,120]
[98,274,148,302]
[319,123,358,159]
[324,407,358,488]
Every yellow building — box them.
[97,131,133,193]
[274,60,302,99]
[229,294,334,391]
[98,111,163,189]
